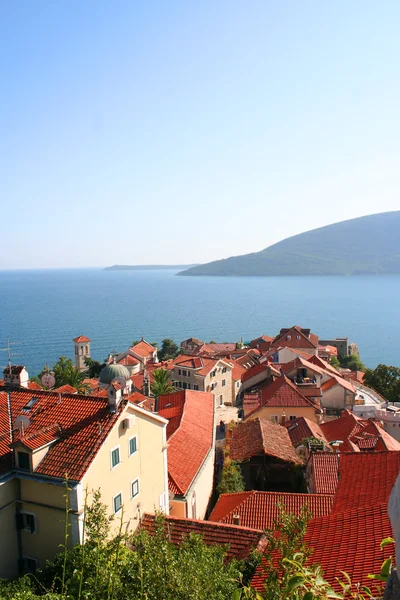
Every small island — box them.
[104,264,199,271]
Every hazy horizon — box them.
[2,1,400,269]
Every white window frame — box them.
[129,435,138,457]
[113,491,123,514]
[131,478,140,499]
[110,446,120,470]
[193,384,199,391]
[21,511,37,534]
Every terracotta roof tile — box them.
[271,326,318,350]
[209,491,334,530]
[73,335,90,343]
[141,514,267,561]
[251,504,393,595]
[117,355,140,366]
[241,363,269,384]
[130,339,156,359]
[158,390,214,495]
[284,417,328,448]
[321,375,356,394]
[309,452,340,494]
[0,389,123,481]
[54,384,77,394]
[243,375,319,420]
[230,418,303,465]
[331,451,400,514]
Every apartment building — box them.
[0,384,168,578]
[169,354,233,405]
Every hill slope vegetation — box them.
[178,211,400,276]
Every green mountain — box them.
[178,211,400,276]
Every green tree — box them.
[52,356,91,393]
[363,364,400,403]
[217,458,245,494]
[330,355,341,369]
[84,356,105,378]
[338,354,366,372]
[158,338,180,361]
[151,368,175,397]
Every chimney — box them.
[233,514,240,526]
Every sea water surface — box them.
[0,268,399,376]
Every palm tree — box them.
[61,364,91,394]
[151,368,175,397]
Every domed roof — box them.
[99,362,130,384]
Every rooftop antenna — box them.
[0,338,23,374]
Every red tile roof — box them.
[331,451,400,514]
[271,326,318,350]
[158,391,186,438]
[308,452,340,494]
[27,381,43,391]
[14,424,62,451]
[320,410,364,443]
[241,363,269,384]
[0,389,123,481]
[284,417,328,448]
[230,418,303,465]
[209,491,334,530]
[321,376,356,394]
[140,514,266,561]
[230,361,247,382]
[201,343,237,354]
[130,339,156,359]
[117,355,140,367]
[243,375,319,420]
[252,450,399,594]
[54,384,77,394]
[171,354,231,377]
[73,335,90,343]
[251,503,393,595]
[308,354,342,376]
[159,390,214,495]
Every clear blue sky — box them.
[1,1,399,269]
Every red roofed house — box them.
[0,388,169,578]
[321,376,357,411]
[249,335,273,353]
[72,335,91,372]
[115,338,158,371]
[169,355,234,406]
[141,514,267,561]
[229,418,304,492]
[157,390,215,519]
[320,409,400,452]
[252,451,400,595]
[270,326,319,356]
[284,416,329,450]
[209,490,334,530]
[243,375,322,424]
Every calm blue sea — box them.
[0,268,399,376]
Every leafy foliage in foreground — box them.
[0,491,392,600]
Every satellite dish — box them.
[14,415,31,432]
[113,376,127,391]
[41,372,56,389]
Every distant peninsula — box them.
[178,211,400,277]
[105,264,198,271]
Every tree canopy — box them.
[338,354,366,372]
[363,364,400,403]
[151,368,175,397]
[158,338,180,361]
